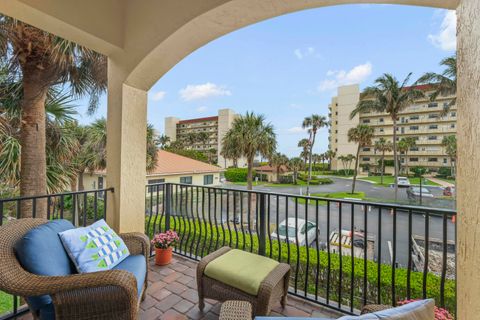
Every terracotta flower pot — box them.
[155,247,173,266]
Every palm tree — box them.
[398,137,416,175]
[197,132,210,147]
[302,114,328,195]
[298,138,310,173]
[348,125,374,194]
[417,55,456,115]
[222,112,276,190]
[289,157,303,185]
[442,135,457,178]
[373,138,393,185]
[269,152,288,183]
[158,134,171,149]
[0,88,79,194]
[325,149,336,171]
[0,16,107,217]
[220,136,241,168]
[351,73,424,200]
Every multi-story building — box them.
[329,84,456,174]
[165,109,243,168]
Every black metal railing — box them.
[0,188,114,320]
[145,183,456,315]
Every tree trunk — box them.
[78,172,85,191]
[247,157,254,191]
[405,151,409,177]
[20,72,49,218]
[352,145,361,194]
[392,117,399,200]
[381,152,385,185]
[276,167,281,183]
[306,134,316,195]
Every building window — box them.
[335,112,338,115]
[428,158,438,162]
[362,119,370,124]
[410,147,419,151]
[362,157,370,161]
[443,158,448,164]
[410,157,419,162]
[379,128,384,133]
[362,147,370,152]
[410,126,419,131]
[335,130,338,134]
[450,124,455,129]
[428,102,438,108]
[180,176,193,184]
[203,174,214,185]
[428,136,437,140]
[429,125,438,130]
[451,111,456,117]
[428,114,439,119]
[410,115,419,120]
[379,118,384,122]
[401,158,405,163]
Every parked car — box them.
[271,218,319,246]
[397,177,411,187]
[407,186,434,200]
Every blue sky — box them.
[75,4,456,157]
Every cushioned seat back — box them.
[14,219,76,312]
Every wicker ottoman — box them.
[197,247,291,316]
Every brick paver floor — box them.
[17,254,344,320]
[141,254,343,320]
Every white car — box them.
[397,177,411,187]
[271,218,318,247]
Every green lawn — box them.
[298,191,366,205]
[359,176,440,187]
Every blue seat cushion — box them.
[113,255,146,297]
[14,219,76,314]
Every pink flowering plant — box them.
[151,230,179,249]
[397,299,454,320]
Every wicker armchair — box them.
[0,218,149,320]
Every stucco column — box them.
[456,1,480,319]
[105,58,147,233]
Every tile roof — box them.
[147,150,223,176]
[93,150,223,176]
[256,165,288,173]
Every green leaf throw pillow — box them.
[59,219,130,273]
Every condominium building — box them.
[165,109,242,168]
[328,84,456,173]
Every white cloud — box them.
[294,47,317,60]
[287,126,307,133]
[196,106,208,113]
[318,62,373,91]
[179,82,231,101]
[428,10,456,51]
[151,91,166,101]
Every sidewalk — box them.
[427,177,455,188]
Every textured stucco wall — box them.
[456,0,480,318]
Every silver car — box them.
[271,218,319,246]
[407,186,434,199]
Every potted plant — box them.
[151,230,179,266]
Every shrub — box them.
[317,178,333,184]
[165,148,209,163]
[63,194,105,220]
[436,167,452,179]
[146,216,456,315]
[225,168,253,182]
[279,175,294,184]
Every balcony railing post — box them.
[165,183,171,231]
[258,193,267,256]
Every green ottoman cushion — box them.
[204,249,279,295]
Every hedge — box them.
[146,216,455,315]
[225,168,252,182]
